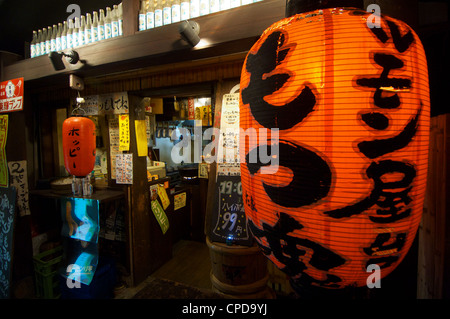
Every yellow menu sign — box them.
[119,114,129,151]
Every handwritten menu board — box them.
[208,175,251,246]
[0,187,16,299]
[115,153,133,184]
[217,93,240,176]
[119,114,130,152]
[8,160,30,216]
[109,116,120,179]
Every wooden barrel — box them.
[206,237,275,299]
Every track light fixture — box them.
[178,20,200,47]
[48,50,80,71]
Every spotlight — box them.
[48,50,80,71]
[178,20,200,47]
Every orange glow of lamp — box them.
[239,6,430,289]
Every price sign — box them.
[208,175,252,246]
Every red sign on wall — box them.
[0,78,24,113]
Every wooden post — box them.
[122,0,140,37]
[417,114,450,299]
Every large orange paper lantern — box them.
[62,116,96,177]
[239,7,430,289]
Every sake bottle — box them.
[230,0,240,8]
[163,0,171,25]
[180,0,190,20]
[199,0,209,15]
[112,5,119,37]
[220,0,230,11]
[139,0,147,31]
[118,3,123,36]
[172,0,181,23]
[85,13,92,44]
[73,17,79,48]
[50,24,57,52]
[92,11,99,42]
[36,30,42,56]
[98,9,106,40]
[61,21,68,50]
[40,28,46,54]
[55,23,62,51]
[45,26,52,54]
[154,0,163,27]
[210,0,220,13]
[190,0,200,18]
[104,7,112,39]
[30,31,37,58]
[145,1,154,29]
[79,15,85,46]
[67,19,74,49]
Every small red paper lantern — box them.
[62,116,96,177]
[239,8,430,289]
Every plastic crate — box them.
[33,246,63,299]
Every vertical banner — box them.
[0,115,8,187]
[135,120,148,157]
[151,199,169,234]
[119,114,130,151]
[8,160,30,216]
[108,116,120,179]
[188,97,195,120]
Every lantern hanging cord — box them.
[72,91,86,116]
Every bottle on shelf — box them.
[79,15,86,46]
[172,0,181,23]
[45,26,52,54]
[210,0,220,13]
[154,0,163,27]
[41,28,47,54]
[30,31,37,58]
[67,19,74,49]
[85,13,92,44]
[112,5,119,37]
[139,0,147,31]
[105,7,112,39]
[118,3,123,36]
[92,11,99,42]
[190,0,200,18]
[230,0,240,8]
[98,9,106,40]
[51,24,57,52]
[199,0,209,15]
[180,0,190,20]
[163,0,172,25]
[220,0,230,11]
[61,21,68,50]
[36,30,42,57]
[146,0,155,29]
[73,17,79,48]
[56,23,63,51]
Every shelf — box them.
[2,0,285,86]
